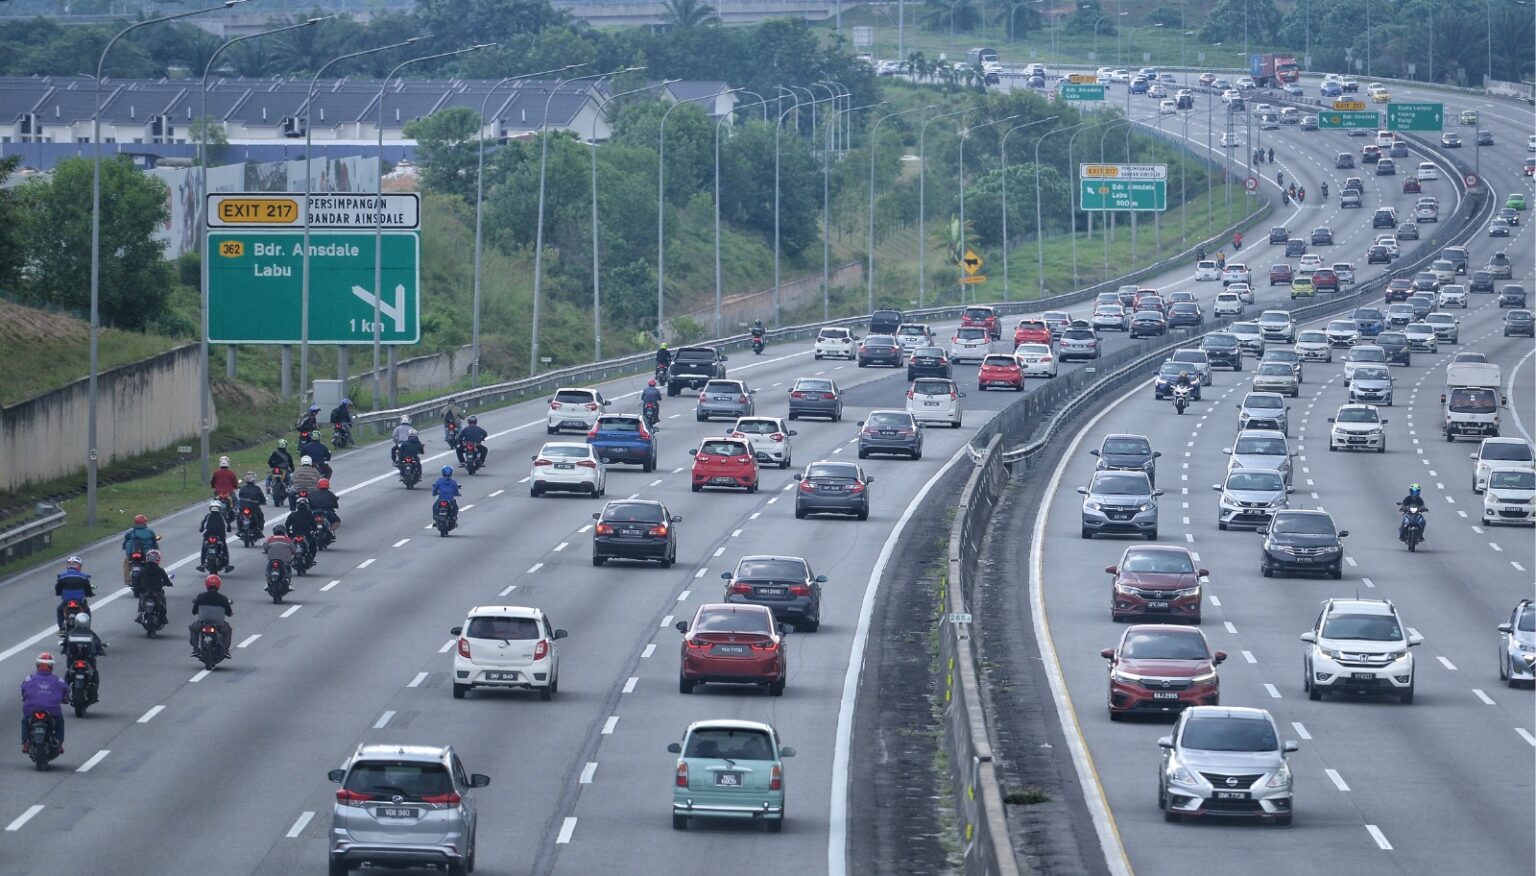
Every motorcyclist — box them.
[295,404,320,435]
[61,613,105,708]
[290,456,322,508]
[209,456,239,512]
[188,575,233,658]
[456,416,488,467]
[20,652,68,754]
[64,613,107,663]
[390,415,413,463]
[1282,190,1291,206]
[751,320,765,339]
[442,403,462,447]
[1216,251,1227,269]
[1276,170,1284,187]
[287,495,318,563]
[328,398,353,435]
[310,478,341,537]
[641,379,663,408]
[299,432,331,478]
[1267,147,1274,163]
[396,429,426,479]
[1397,483,1428,541]
[55,557,94,634]
[432,465,462,524]
[1320,181,1328,198]
[197,500,233,573]
[236,472,266,534]
[1196,245,1207,262]
[262,525,295,583]
[121,514,158,585]
[133,549,173,626]
[266,438,294,496]
[1297,186,1305,203]
[1174,370,1194,391]
[655,343,671,373]
[1232,231,1243,251]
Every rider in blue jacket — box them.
[432,466,461,524]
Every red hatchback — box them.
[1268,264,1293,286]
[1106,544,1207,623]
[1100,624,1224,719]
[690,437,759,493]
[676,603,786,696]
[1013,319,1052,347]
[1312,269,1339,293]
[977,354,1024,391]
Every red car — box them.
[1268,263,1293,286]
[961,304,1001,339]
[1525,158,1535,177]
[689,437,759,493]
[1013,319,1052,347]
[1401,177,1421,194]
[1100,624,1224,720]
[676,603,786,695]
[1384,276,1412,301]
[1312,269,1339,293]
[1134,296,1165,313]
[977,354,1024,391]
[1106,544,1207,623]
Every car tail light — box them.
[695,455,710,463]
[420,792,462,805]
[586,403,599,411]
[577,460,598,469]
[822,392,836,400]
[750,641,779,652]
[595,522,613,535]
[848,482,866,494]
[457,637,471,659]
[949,391,959,400]
[550,401,562,410]
[336,789,373,805]
[858,346,867,353]
[533,639,549,661]
[534,458,553,467]
[770,764,783,791]
[788,585,811,597]
[790,391,804,399]
[799,481,814,492]
[649,524,669,537]
[738,395,749,404]
[770,433,784,442]
[906,390,915,399]
[728,582,752,595]
[676,762,689,787]
[897,428,914,435]
[686,638,711,650]
[587,428,598,439]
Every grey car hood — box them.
[1231,452,1288,471]
[1176,748,1286,775]
[1225,488,1285,505]
[1351,377,1392,391]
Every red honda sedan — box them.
[977,354,1024,391]
[1100,624,1224,719]
[690,437,759,493]
[1106,544,1207,623]
[677,603,786,696]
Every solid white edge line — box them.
[1026,377,1148,876]
[829,439,974,876]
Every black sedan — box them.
[721,555,825,632]
[1310,227,1334,245]
[905,346,953,379]
[1260,510,1347,579]
[1374,331,1413,365]
[1166,302,1204,328]
[1367,245,1392,265]
[856,335,904,367]
[591,500,679,567]
[1129,310,1168,338]
[794,460,873,519]
[1469,271,1496,294]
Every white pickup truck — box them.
[1442,362,1504,441]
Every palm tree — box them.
[662,0,719,29]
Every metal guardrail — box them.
[0,505,66,566]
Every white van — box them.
[1528,134,1536,152]
[1279,107,1300,125]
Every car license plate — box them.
[1153,692,1180,700]
[561,420,586,428]
[1146,601,1170,610]
[1213,791,1249,801]
[880,431,896,437]
[620,527,644,536]
[1352,672,1377,680]
[485,671,519,681]
[713,644,748,656]
[715,772,744,787]
[555,463,575,469]
[378,807,419,818]
[756,587,786,597]
[823,485,847,492]
[924,401,940,406]
[1293,556,1316,563]
[711,477,735,485]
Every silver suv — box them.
[1078,470,1162,540]
[328,743,489,875]
[1301,598,1422,703]
[1159,706,1297,825]
[1237,392,1290,436]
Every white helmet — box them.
[74,613,92,631]
[218,456,231,468]
[300,455,313,466]
[209,499,222,510]
[400,415,411,425]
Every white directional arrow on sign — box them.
[351,283,407,333]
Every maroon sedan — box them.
[676,603,786,696]
[1100,625,1225,720]
[1312,268,1339,293]
[1106,545,1208,623]
[1268,264,1294,286]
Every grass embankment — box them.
[0,300,181,406]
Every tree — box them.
[18,157,172,330]
[404,107,485,201]
[0,156,24,292]
[662,0,719,29]
[1199,0,1282,45]
[189,117,230,166]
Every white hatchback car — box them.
[730,416,797,468]
[895,323,935,350]
[1221,263,1251,285]
[814,326,856,360]
[1297,254,1323,272]
[1195,260,1220,281]
[1013,343,1058,378]
[1483,468,1536,525]
[451,606,567,700]
[1437,285,1467,308]
[529,442,606,497]
[547,388,610,434]
[1416,162,1438,181]
[906,377,964,428]
[1472,438,1536,494]
[949,326,993,363]
[1213,292,1243,316]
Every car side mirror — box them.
[794,473,803,480]
[553,629,568,640]
[1076,487,1088,495]
[592,512,602,520]
[1100,648,1115,660]
[328,769,346,784]
[958,392,967,398]
[667,742,683,754]
[1469,453,1478,459]
[865,476,874,484]
[671,515,682,522]
[1286,486,1295,493]
[602,400,611,407]
[1408,633,1423,646]
[749,389,757,394]
[1380,419,1388,424]
[780,746,796,758]
[1153,489,1165,497]
[675,621,689,633]
[1223,448,1233,454]
[1327,418,1335,424]
[815,575,828,583]
[689,449,698,456]
[1198,568,1210,578]
[720,355,729,361]
[1089,449,1100,456]
[1337,530,1349,538]
[470,774,491,788]
[1213,651,1227,664]
[788,430,798,436]
[1300,631,1316,643]
[1104,565,1118,574]
[1256,527,1269,535]
[1499,623,1514,634]
[721,571,732,580]
[857,421,865,427]
[1211,484,1223,491]
[779,623,791,636]
[450,626,463,636]
[1153,451,1162,458]
[1158,736,1174,750]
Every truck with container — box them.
[1442,362,1504,440]
[1249,53,1300,87]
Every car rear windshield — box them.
[555,390,595,404]
[982,355,1017,367]
[674,348,717,361]
[872,310,902,322]
[1063,329,1095,340]
[685,727,774,761]
[733,420,780,434]
[1336,408,1379,423]
[1272,513,1334,535]
[1483,443,1534,461]
[694,609,772,634]
[540,444,592,458]
[794,380,833,394]
[1092,473,1150,495]
[867,412,913,427]
[913,347,946,358]
[1103,437,1150,455]
[700,440,748,456]
[1016,344,1050,355]
[820,328,850,339]
[807,463,859,480]
[737,558,808,580]
[596,417,642,432]
[1235,436,1287,455]
[1227,471,1282,491]
[956,327,988,340]
[1354,367,1389,381]
[1121,550,1192,574]
[865,336,898,347]
[1122,630,1207,659]
[963,307,994,320]
[1350,349,1386,362]
[467,616,540,640]
[602,503,665,523]
[704,381,744,394]
[1258,363,1293,376]
[912,379,954,395]
[1018,320,1046,330]
[1181,717,1277,752]
[345,762,454,799]
[1171,304,1198,314]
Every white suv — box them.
[730,416,797,468]
[1472,437,1536,494]
[547,388,609,434]
[814,327,856,360]
[451,606,567,700]
[906,377,964,428]
[1301,598,1421,704]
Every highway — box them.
[1016,74,1535,875]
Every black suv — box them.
[870,308,904,335]
[1469,270,1495,294]
[666,346,728,396]
[1268,226,1290,245]
[1260,510,1348,579]
[1199,333,1244,371]
[1372,209,1397,229]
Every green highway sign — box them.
[1060,83,1107,101]
[1386,102,1443,132]
[207,231,421,344]
[1079,179,1167,211]
[1318,110,1380,130]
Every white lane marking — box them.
[77,749,110,773]
[373,711,395,729]
[661,615,674,628]
[1366,825,1393,851]
[392,539,410,548]
[694,568,708,578]
[408,672,428,688]
[489,489,505,497]
[1264,683,1282,699]
[602,716,619,735]
[1472,525,1484,533]
[439,639,455,653]
[1291,721,1311,740]
[713,547,726,557]
[237,634,261,649]
[321,580,339,592]
[1489,542,1503,552]
[1515,562,1528,572]
[579,762,598,784]
[190,669,211,683]
[579,524,593,533]
[1182,517,1190,525]
[519,477,532,483]
[554,542,569,552]
[556,817,577,844]
[1223,622,1237,635]
[357,558,376,569]
[622,677,638,694]
[1517,728,1536,748]
[1345,556,1358,567]
[461,504,475,512]
[766,497,778,504]
[527,563,544,574]
[1209,595,1221,607]
[499,585,517,597]
[137,705,165,724]
[642,643,656,659]
[626,493,640,500]
[1242,650,1256,663]
[281,605,301,618]
[750,511,763,520]
[1437,656,1458,671]
[1362,577,1375,588]
[731,529,744,538]
[648,479,663,487]
[677,590,691,601]
[6,805,44,831]
[672,467,685,474]
[1473,689,1496,705]
[1184,533,1194,543]
[832,447,844,454]
[1325,769,1351,792]
[782,483,795,491]
[285,811,315,839]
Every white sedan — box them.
[529,442,606,497]
[1159,99,1178,115]
[730,416,797,468]
[1013,343,1058,377]
[1219,132,1241,148]
[1298,254,1323,272]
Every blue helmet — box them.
[1408,483,1421,496]
[341,398,352,406]
[441,465,454,477]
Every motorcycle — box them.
[331,422,353,449]
[62,637,98,718]
[268,468,291,507]
[398,455,422,489]
[312,511,334,550]
[291,534,314,576]
[654,362,669,383]
[236,504,261,548]
[444,420,460,449]
[1172,384,1194,415]
[199,534,230,574]
[193,614,227,671]
[25,711,61,770]
[216,493,235,526]
[265,560,291,604]
[126,550,147,592]
[136,587,168,638]
[433,500,457,537]
[1399,503,1427,552]
[1320,183,1329,199]
[751,335,765,355]
[58,598,87,635]
[462,441,486,475]
[642,400,661,429]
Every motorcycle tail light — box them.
[32,711,46,720]
[533,640,549,661]
[74,660,87,670]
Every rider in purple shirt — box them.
[21,652,68,752]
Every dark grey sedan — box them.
[721,555,825,632]
[857,410,924,460]
[695,379,755,422]
[787,377,843,421]
[857,335,904,367]
[794,461,873,519]
[1167,302,1204,327]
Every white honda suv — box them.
[451,606,567,700]
[1301,598,1421,704]
[814,326,856,359]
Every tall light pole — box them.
[659,87,738,339]
[198,15,327,483]
[598,77,671,356]
[958,114,1017,304]
[737,88,768,122]
[715,93,770,336]
[374,44,493,408]
[473,64,583,385]
[87,0,245,525]
[773,87,800,326]
[301,37,421,414]
[867,104,932,312]
[995,115,1056,300]
[823,100,886,320]
[918,106,968,307]
[1067,118,1115,287]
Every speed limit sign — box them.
[1244,176,1259,192]
[1463,172,1479,188]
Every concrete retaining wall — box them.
[0,344,210,492]
[679,262,865,333]
[352,345,475,395]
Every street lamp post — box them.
[867,105,932,311]
[995,116,1056,301]
[87,0,246,525]
[918,107,968,307]
[1067,118,1115,286]
[375,44,493,407]
[598,78,672,355]
[823,100,886,320]
[715,93,770,336]
[659,87,738,338]
[958,114,1017,304]
[772,87,800,326]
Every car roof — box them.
[695,602,774,619]
[350,743,453,764]
[467,604,544,619]
[541,441,596,450]
[554,386,598,395]
[737,554,808,565]
[1121,543,1192,558]
[684,718,777,736]
[1182,706,1274,722]
[1323,597,1394,616]
[1481,437,1532,447]
[1236,428,1287,440]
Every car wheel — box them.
[952,419,962,429]
[540,682,553,702]
[857,449,868,459]
[592,555,605,567]
[453,683,468,700]
[1376,443,1385,454]
[788,412,796,420]
[678,673,694,694]
[1399,683,1414,704]
[696,414,707,422]
[660,554,674,569]
[802,617,820,633]
[1329,563,1343,580]
[1145,529,1158,541]
[767,813,785,833]
[911,449,922,460]
[1329,443,1337,452]
[1081,527,1093,539]
[768,678,785,697]
[795,506,807,519]
[448,861,467,876]
[691,483,702,492]
[643,457,654,473]
[330,859,352,876]
[1218,520,1228,530]
[857,506,869,521]
[546,425,557,435]
[673,814,689,831]
[747,482,758,494]
[781,457,791,470]
[1109,708,1123,722]
[1164,809,1180,824]
[530,485,542,497]
[1261,561,1273,578]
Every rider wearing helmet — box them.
[66,612,107,660]
[1398,483,1428,541]
[310,477,341,535]
[391,415,414,462]
[267,438,295,496]
[655,342,671,368]
[55,557,95,634]
[237,471,266,533]
[432,465,462,524]
[641,378,663,406]
[396,429,426,478]
[20,652,68,754]
[132,548,173,626]
[121,513,158,585]
[263,524,295,581]
[290,455,322,508]
[328,398,354,428]
[210,456,239,502]
[189,575,234,657]
[298,430,331,478]
[1174,370,1195,391]
[456,415,488,467]
[751,319,765,339]
[295,404,321,435]
[197,500,233,574]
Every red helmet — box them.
[204,575,222,590]
[317,478,330,489]
[648,379,657,387]
[35,652,55,672]
[134,514,148,525]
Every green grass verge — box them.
[0,315,181,406]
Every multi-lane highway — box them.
[1017,75,1535,875]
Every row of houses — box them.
[0,76,740,149]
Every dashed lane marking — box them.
[579,762,598,784]
[1291,722,1311,740]
[622,677,638,694]
[1326,769,1351,792]
[6,805,44,831]
[554,542,569,552]
[281,605,301,618]
[527,563,544,574]
[556,817,577,844]
[189,669,211,683]
[373,710,395,729]
[1472,689,1496,705]
[1437,656,1457,671]
[408,672,428,688]
[77,750,110,773]
[660,615,674,628]
[237,634,261,649]
[1264,683,1282,699]
[137,705,165,724]
[1242,650,1256,663]
[642,644,655,659]
[285,811,315,839]
[499,585,517,597]
[356,558,376,569]
[1366,825,1393,851]
[392,539,410,548]
[602,716,619,735]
